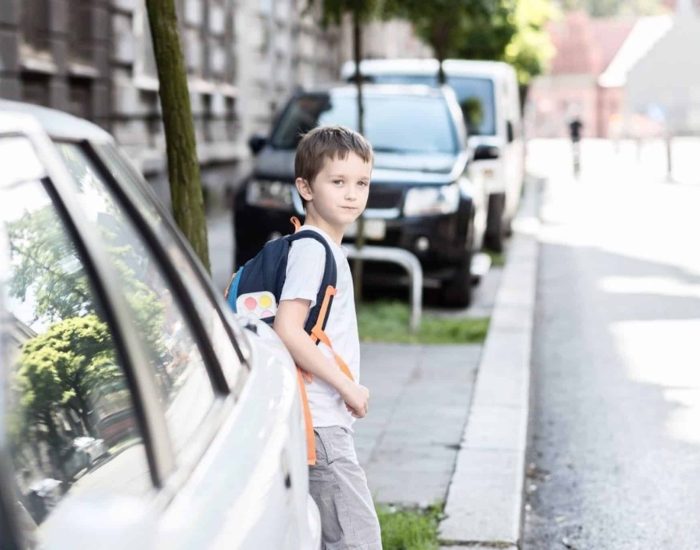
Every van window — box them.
[447,77,496,136]
[271,93,458,154]
[0,136,152,541]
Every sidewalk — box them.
[355,343,481,507]
[354,260,506,508]
[355,180,540,549]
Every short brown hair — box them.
[295,125,373,207]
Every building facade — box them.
[0,0,343,205]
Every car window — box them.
[92,142,248,392]
[271,93,459,154]
[0,136,152,540]
[53,143,217,461]
[362,74,496,136]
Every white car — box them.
[0,100,320,550]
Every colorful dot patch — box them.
[236,291,278,320]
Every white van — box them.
[342,59,525,252]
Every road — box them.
[523,140,700,549]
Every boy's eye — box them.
[333,179,344,185]
[358,180,370,187]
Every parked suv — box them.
[0,101,320,549]
[235,84,486,306]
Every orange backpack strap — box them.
[290,216,302,232]
[296,367,316,465]
[297,284,354,465]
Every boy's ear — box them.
[295,177,313,201]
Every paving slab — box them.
[355,343,481,507]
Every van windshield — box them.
[364,74,496,136]
[270,93,459,154]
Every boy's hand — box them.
[340,380,370,418]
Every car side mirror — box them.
[248,135,267,156]
[473,144,500,161]
[506,121,515,143]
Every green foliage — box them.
[15,314,122,436]
[358,301,489,344]
[503,0,556,85]
[377,503,444,550]
[8,198,165,361]
[385,0,491,65]
[306,0,382,26]
[385,0,554,85]
[453,0,518,62]
[8,206,94,323]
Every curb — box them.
[438,181,541,548]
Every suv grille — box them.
[366,186,404,210]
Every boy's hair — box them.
[295,125,373,208]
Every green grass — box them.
[486,250,506,267]
[358,301,489,344]
[377,503,444,550]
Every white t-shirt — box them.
[279,225,360,430]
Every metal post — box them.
[344,245,423,333]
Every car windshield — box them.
[270,93,459,154]
[365,74,496,136]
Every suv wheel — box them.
[439,217,474,308]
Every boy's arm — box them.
[274,298,369,418]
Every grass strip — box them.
[486,250,506,267]
[377,503,444,550]
[358,301,489,344]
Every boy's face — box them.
[297,152,372,231]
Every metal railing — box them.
[343,245,423,333]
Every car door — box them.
[0,112,318,549]
[0,113,161,549]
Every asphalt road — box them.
[523,141,700,549]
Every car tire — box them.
[439,217,474,308]
[485,193,506,253]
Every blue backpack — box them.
[225,218,353,466]
[225,221,337,337]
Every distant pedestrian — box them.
[273,125,382,549]
[568,117,583,175]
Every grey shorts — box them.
[309,426,382,550]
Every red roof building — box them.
[526,11,637,138]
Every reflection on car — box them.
[236,84,487,307]
[0,100,321,549]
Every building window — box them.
[68,77,93,120]
[21,73,51,107]
[68,0,93,64]
[133,3,159,88]
[21,0,51,52]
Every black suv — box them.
[234,84,486,306]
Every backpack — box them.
[224,217,353,465]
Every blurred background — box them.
[1,0,698,288]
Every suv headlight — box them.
[403,183,460,217]
[246,179,294,210]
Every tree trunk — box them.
[145,0,210,272]
[352,9,366,302]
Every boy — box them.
[273,125,382,549]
